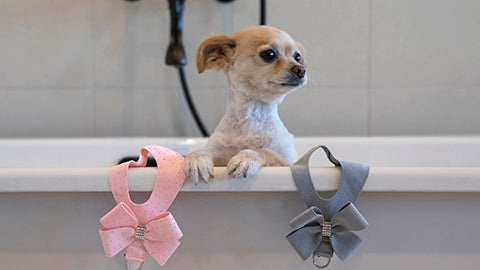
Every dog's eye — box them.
[294,52,302,63]
[259,49,276,62]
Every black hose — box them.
[178,67,210,137]
[260,0,266,25]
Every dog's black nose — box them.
[291,65,306,79]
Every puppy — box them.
[185,26,307,184]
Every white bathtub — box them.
[1,137,479,269]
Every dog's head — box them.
[196,26,307,103]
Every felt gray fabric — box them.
[286,145,369,261]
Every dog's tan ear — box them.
[196,34,236,73]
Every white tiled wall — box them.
[0,0,479,137]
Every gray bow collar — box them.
[286,202,368,262]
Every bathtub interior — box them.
[1,137,479,168]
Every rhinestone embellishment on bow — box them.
[321,222,332,237]
[135,226,146,240]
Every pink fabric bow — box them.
[99,202,183,265]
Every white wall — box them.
[1,0,479,137]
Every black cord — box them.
[178,67,210,137]
[260,0,266,25]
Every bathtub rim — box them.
[1,136,479,193]
[1,166,479,193]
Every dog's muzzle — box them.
[280,73,307,87]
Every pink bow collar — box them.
[99,202,183,265]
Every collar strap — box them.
[290,145,369,219]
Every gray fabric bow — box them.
[286,202,368,261]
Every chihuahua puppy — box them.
[185,26,307,184]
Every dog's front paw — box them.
[184,150,214,184]
[226,150,265,178]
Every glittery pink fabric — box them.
[99,145,185,265]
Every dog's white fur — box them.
[185,26,307,184]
